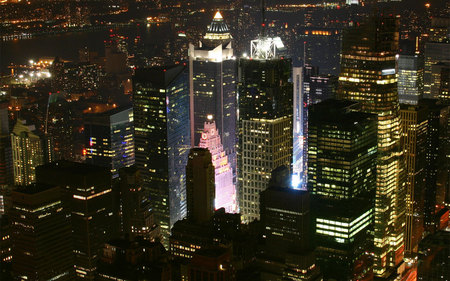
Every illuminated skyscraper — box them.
[307,99,377,280]
[238,38,293,223]
[84,106,135,178]
[133,65,190,247]
[11,120,44,186]
[198,121,237,213]
[338,17,406,277]
[397,54,424,105]
[189,11,237,181]
[400,104,428,261]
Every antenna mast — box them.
[261,0,266,37]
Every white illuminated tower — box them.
[198,121,237,213]
[189,11,237,182]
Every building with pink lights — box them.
[198,121,237,213]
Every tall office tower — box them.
[198,121,237,213]
[417,230,450,281]
[10,184,74,280]
[119,166,159,241]
[238,40,293,223]
[292,66,304,188]
[421,99,449,232]
[307,99,377,280]
[188,11,237,182]
[84,106,135,178]
[35,161,115,280]
[186,148,215,223]
[133,65,190,246]
[424,42,450,97]
[400,104,428,260]
[10,120,44,186]
[397,54,424,105]
[338,17,406,277]
[259,166,322,281]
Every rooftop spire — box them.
[214,11,223,20]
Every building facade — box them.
[189,11,237,182]
[307,99,377,280]
[133,65,191,246]
[186,148,215,223]
[338,17,406,277]
[238,55,293,223]
[35,161,115,280]
[10,184,74,280]
[198,121,237,213]
[398,54,424,105]
[84,106,135,178]
[11,120,44,186]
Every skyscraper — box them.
[307,99,377,280]
[238,42,293,223]
[400,104,428,260]
[133,65,190,246]
[10,184,74,280]
[186,148,215,223]
[421,99,449,232]
[189,11,237,181]
[259,166,321,281]
[397,54,424,105]
[35,161,115,280]
[84,106,135,178]
[198,121,237,213]
[11,120,44,186]
[338,17,406,277]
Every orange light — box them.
[425,3,430,8]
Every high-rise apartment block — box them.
[338,17,406,277]
[133,65,190,246]
[11,120,44,186]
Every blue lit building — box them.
[84,106,135,178]
[133,65,190,247]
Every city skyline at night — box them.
[0,0,449,280]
